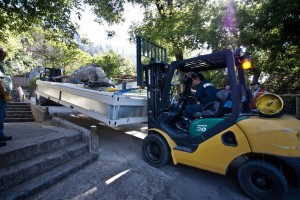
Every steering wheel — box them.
[180,91,198,104]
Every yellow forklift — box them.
[136,36,300,200]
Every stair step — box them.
[6,111,32,114]
[6,111,33,115]
[0,131,81,169]
[5,101,34,122]
[5,113,34,118]
[6,106,31,110]
[0,153,98,200]
[7,103,30,106]
[5,116,34,119]
[6,115,32,118]
[4,118,35,123]
[7,102,30,106]
[0,143,88,192]
[6,108,31,111]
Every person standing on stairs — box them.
[0,46,12,147]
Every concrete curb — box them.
[30,102,51,122]
[27,100,99,155]
[51,117,99,155]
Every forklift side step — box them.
[173,146,194,153]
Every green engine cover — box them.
[189,116,250,137]
[189,118,225,137]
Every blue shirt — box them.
[194,79,218,105]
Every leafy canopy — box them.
[0,0,82,44]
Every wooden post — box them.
[296,95,300,118]
[90,125,99,153]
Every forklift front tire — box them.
[237,160,288,200]
[142,134,171,168]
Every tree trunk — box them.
[175,54,183,61]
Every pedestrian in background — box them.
[223,84,232,114]
[0,46,12,147]
[249,81,267,113]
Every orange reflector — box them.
[242,59,251,70]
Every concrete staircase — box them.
[5,102,35,123]
[0,123,98,200]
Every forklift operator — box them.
[176,73,218,131]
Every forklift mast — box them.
[136,36,169,127]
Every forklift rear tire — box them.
[142,134,171,168]
[237,160,288,200]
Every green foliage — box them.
[263,46,300,94]
[0,36,37,76]
[88,0,211,60]
[1,30,133,81]
[206,0,239,51]
[92,50,134,80]
[86,0,125,25]
[236,0,300,94]
[1,29,93,76]
[89,0,300,94]
[28,76,40,95]
[129,0,210,60]
[0,0,81,45]
[1,0,300,94]
[237,0,300,51]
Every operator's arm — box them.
[194,84,204,101]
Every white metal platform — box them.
[35,80,148,126]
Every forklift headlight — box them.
[241,53,252,70]
[241,58,251,70]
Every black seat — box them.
[193,89,230,118]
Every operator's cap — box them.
[250,81,260,86]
